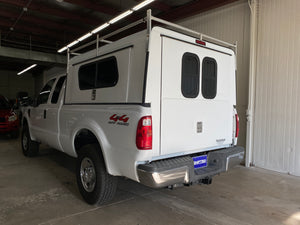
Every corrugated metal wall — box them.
[253,0,300,176]
[178,0,250,147]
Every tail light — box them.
[235,114,239,138]
[136,116,152,150]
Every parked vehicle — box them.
[14,92,32,125]
[0,95,19,138]
[21,11,244,205]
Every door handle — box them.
[43,109,47,119]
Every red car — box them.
[0,95,19,138]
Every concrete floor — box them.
[0,135,300,225]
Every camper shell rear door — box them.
[160,35,235,156]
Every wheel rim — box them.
[80,157,96,192]
[22,133,28,151]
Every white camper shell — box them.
[22,10,244,205]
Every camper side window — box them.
[202,57,217,99]
[95,57,118,88]
[78,63,96,90]
[78,56,118,90]
[181,53,200,98]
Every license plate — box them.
[193,155,207,169]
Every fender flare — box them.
[71,119,113,174]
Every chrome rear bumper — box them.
[137,146,244,188]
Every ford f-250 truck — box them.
[21,12,244,205]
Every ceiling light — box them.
[17,64,37,75]
[78,32,92,41]
[132,0,155,11]
[109,10,133,24]
[58,46,68,53]
[57,0,156,53]
[67,40,79,48]
[91,23,110,34]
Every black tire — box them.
[11,129,19,139]
[21,125,39,157]
[76,144,118,205]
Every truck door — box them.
[30,78,56,142]
[160,36,234,156]
[45,76,66,150]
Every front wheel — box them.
[76,144,118,205]
[21,125,39,157]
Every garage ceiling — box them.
[0,0,237,72]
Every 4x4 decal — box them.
[109,114,129,126]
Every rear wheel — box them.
[76,144,118,205]
[21,125,39,157]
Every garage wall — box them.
[252,0,300,176]
[0,70,35,99]
[178,0,250,147]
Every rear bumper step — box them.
[137,146,244,188]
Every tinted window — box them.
[96,57,118,88]
[0,96,10,109]
[202,57,217,99]
[51,76,66,104]
[181,53,200,98]
[79,63,96,90]
[78,57,118,90]
[37,79,55,105]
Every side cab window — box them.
[37,78,55,105]
[51,76,66,104]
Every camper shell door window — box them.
[78,56,119,90]
[181,52,200,98]
[202,57,217,99]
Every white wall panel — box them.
[253,0,300,176]
[178,0,250,147]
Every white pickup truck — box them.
[21,12,244,205]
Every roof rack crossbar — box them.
[70,18,145,54]
[100,18,145,42]
[72,39,96,53]
[148,10,236,51]
[150,16,201,37]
